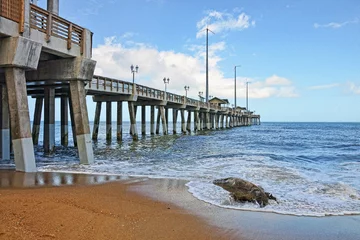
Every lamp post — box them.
[163,77,170,92]
[198,91,203,102]
[246,81,249,113]
[205,27,214,103]
[184,86,190,97]
[234,65,241,108]
[130,64,139,84]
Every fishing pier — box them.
[0,0,260,172]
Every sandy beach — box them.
[1,171,360,240]
[0,171,230,240]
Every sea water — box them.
[2,122,359,217]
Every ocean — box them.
[2,122,360,217]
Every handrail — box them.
[0,0,22,23]
[29,4,85,53]
[88,75,256,115]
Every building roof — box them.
[209,97,228,104]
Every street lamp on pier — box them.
[246,81,250,113]
[163,77,170,92]
[198,91,204,102]
[234,65,241,108]
[130,64,139,84]
[184,86,190,97]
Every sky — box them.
[35,0,360,122]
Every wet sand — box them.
[0,171,230,240]
[1,171,360,240]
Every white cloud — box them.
[196,10,255,38]
[347,82,360,94]
[309,83,339,90]
[92,37,298,102]
[265,75,292,86]
[314,18,358,29]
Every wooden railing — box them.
[29,4,85,53]
[0,0,22,22]
[87,75,249,115]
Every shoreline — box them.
[1,171,360,240]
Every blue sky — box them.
[36,0,360,122]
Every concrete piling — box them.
[0,85,10,160]
[60,96,68,147]
[142,106,146,135]
[181,109,186,133]
[173,109,178,134]
[150,106,155,135]
[44,87,55,153]
[117,101,122,141]
[106,102,112,141]
[186,111,191,133]
[128,102,138,140]
[69,80,94,164]
[5,68,36,172]
[92,102,102,141]
[32,97,43,145]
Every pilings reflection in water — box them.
[0,171,129,188]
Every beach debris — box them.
[213,177,277,207]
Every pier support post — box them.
[130,106,138,135]
[206,112,211,130]
[92,102,102,141]
[159,106,167,135]
[4,68,36,171]
[186,111,191,133]
[193,111,197,132]
[199,112,203,130]
[44,87,55,153]
[142,106,146,135]
[0,85,10,160]
[106,102,112,141]
[117,102,122,141]
[128,102,138,140]
[210,114,214,129]
[225,115,229,128]
[60,96,68,147]
[215,114,219,129]
[69,80,94,164]
[68,95,77,147]
[150,106,155,135]
[32,97,43,146]
[165,108,169,133]
[181,109,186,133]
[195,111,200,132]
[156,107,161,135]
[173,109,178,134]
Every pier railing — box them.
[88,75,249,115]
[30,4,85,53]
[0,0,22,22]
[0,1,89,54]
